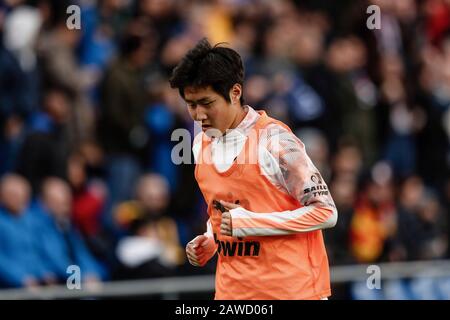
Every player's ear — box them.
[229,84,242,105]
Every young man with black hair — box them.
[169,38,338,300]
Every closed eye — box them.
[199,100,215,107]
[186,99,216,108]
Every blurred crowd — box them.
[0,0,449,295]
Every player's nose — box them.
[196,110,208,121]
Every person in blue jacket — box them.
[0,174,51,288]
[34,177,108,284]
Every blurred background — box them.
[0,0,449,300]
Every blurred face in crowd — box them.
[131,39,154,67]
[298,129,329,167]
[44,89,70,125]
[42,178,72,221]
[394,0,417,22]
[184,85,243,137]
[140,0,173,18]
[326,36,367,73]
[123,21,156,68]
[136,174,170,214]
[161,36,195,68]
[292,20,325,67]
[0,174,30,215]
[400,176,425,210]
[333,144,363,178]
[68,154,87,190]
[367,180,394,206]
[4,0,24,7]
[103,0,126,11]
[418,195,440,223]
[57,23,81,49]
[330,176,356,210]
[244,75,270,107]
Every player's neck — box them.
[228,105,247,130]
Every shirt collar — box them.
[215,105,260,143]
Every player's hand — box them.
[186,234,216,267]
[219,200,240,236]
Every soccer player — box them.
[169,38,338,300]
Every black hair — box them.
[169,38,245,105]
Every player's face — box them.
[184,86,235,137]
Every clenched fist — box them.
[186,234,216,267]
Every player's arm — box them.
[222,125,337,237]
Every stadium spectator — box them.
[16,86,72,194]
[32,177,107,285]
[97,20,156,204]
[113,174,185,280]
[0,174,52,288]
[349,176,398,263]
[395,176,448,260]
